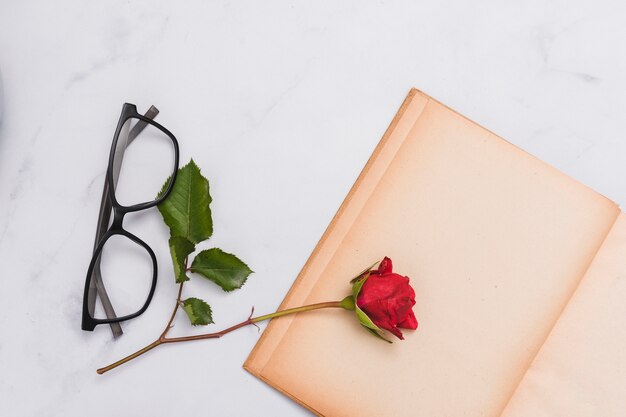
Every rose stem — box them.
[96,295,345,375]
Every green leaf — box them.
[355,303,381,331]
[168,236,195,283]
[355,305,391,343]
[351,274,392,343]
[181,297,213,326]
[190,248,253,292]
[157,159,213,244]
[364,326,393,343]
[352,272,370,300]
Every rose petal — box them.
[378,257,393,274]
[376,319,404,340]
[386,296,415,325]
[398,309,418,330]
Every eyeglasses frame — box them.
[81,103,179,334]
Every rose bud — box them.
[347,257,417,341]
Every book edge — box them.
[242,363,326,417]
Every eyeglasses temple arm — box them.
[88,105,159,338]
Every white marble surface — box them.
[1,1,626,416]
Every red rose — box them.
[355,257,418,340]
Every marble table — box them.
[1,1,625,416]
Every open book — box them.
[244,89,626,417]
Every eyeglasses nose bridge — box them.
[111,209,125,229]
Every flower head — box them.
[350,257,418,341]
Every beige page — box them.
[501,212,626,417]
[244,89,619,417]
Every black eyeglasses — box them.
[82,103,179,336]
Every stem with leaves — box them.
[96,159,363,375]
